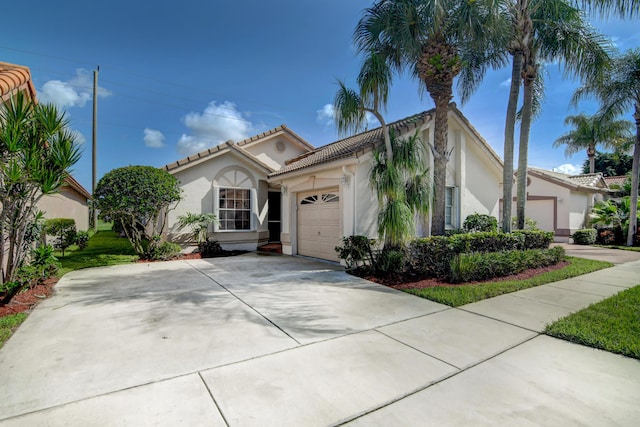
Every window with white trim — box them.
[219,188,251,230]
[445,187,457,228]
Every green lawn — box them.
[545,285,640,359]
[56,224,138,276]
[0,313,28,349]
[404,257,613,307]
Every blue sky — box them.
[2,0,638,191]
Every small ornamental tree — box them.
[0,92,81,294]
[93,166,181,258]
[44,218,77,257]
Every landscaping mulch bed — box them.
[0,277,59,317]
[361,260,570,290]
[136,250,248,263]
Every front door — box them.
[268,191,281,242]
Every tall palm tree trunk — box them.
[431,95,450,236]
[503,52,523,232]
[627,105,640,246]
[587,145,596,173]
[516,62,536,230]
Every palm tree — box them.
[508,0,612,230]
[370,130,431,248]
[334,51,393,160]
[553,113,633,173]
[574,48,640,245]
[579,0,640,17]
[354,0,505,236]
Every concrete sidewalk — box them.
[1,253,639,426]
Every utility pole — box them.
[92,66,99,231]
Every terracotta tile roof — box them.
[566,173,604,187]
[604,175,627,188]
[270,110,434,177]
[527,167,611,192]
[0,62,37,101]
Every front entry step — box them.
[257,243,282,255]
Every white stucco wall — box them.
[241,135,310,171]
[276,112,503,260]
[167,151,270,250]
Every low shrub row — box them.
[336,229,557,281]
[408,230,554,278]
[449,246,565,283]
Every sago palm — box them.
[355,0,506,236]
[574,48,640,245]
[553,113,633,173]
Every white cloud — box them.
[177,101,253,156]
[316,103,380,129]
[39,68,112,109]
[500,78,512,88]
[71,129,86,145]
[554,163,582,175]
[316,103,335,126]
[144,128,166,148]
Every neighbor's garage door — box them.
[297,189,341,262]
[526,199,555,232]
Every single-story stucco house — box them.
[511,168,613,242]
[163,125,315,249]
[165,104,504,262]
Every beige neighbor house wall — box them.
[164,127,313,251]
[271,105,504,262]
[512,168,610,242]
[37,178,91,231]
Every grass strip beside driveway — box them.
[0,313,27,349]
[404,257,613,307]
[545,285,640,359]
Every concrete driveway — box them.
[1,253,639,426]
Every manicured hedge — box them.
[409,230,554,278]
[572,229,597,245]
[449,246,565,283]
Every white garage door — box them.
[526,199,555,232]
[297,189,341,262]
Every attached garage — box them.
[524,198,556,233]
[297,189,341,262]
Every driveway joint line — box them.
[187,261,302,345]
[334,333,541,426]
[507,291,602,311]
[373,329,462,371]
[457,305,543,334]
[198,372,230,427]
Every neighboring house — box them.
[38,176,92,231]
[1,61,92,232]
[512,168,613,242]
[0,61,37,102]
[269,105,504,261]
[163,126,315,250]
[603,175,628,193]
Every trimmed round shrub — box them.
[572,229,597,245]
[463,213,498,233]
